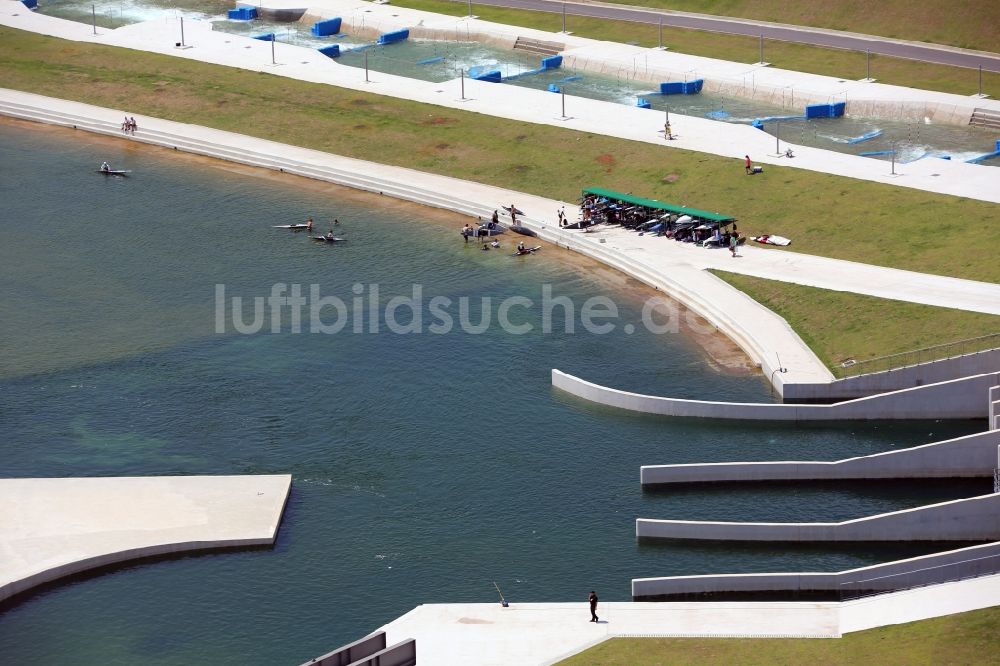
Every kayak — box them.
[312,235,346,243]
[96,169,131,176]
[509,225,537,237]
[512,246,541,256]
[752,235,791,246]
[502,205,525,216]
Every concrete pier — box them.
[640,429,1000,484]
[636,492,1000,542]
[0,475,292,603]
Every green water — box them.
[0,124,987,664]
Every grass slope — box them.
[557,605,1000,665]
[395,0,1000,97]
[711,271,999,374]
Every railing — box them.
[839,550,1000,602]
[835,332,1000,378]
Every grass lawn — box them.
[557,604,1000,665]
[394,0,1000,97]
[711,271,1000,375]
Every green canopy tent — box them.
[582,187,735,225]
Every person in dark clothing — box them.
[588,591,599,622]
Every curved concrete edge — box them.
[640,429,1000,484]
[553,368,1000,420]
[636,492,1000,542]
[632,541,1000,599]
[0,474,292,603]
[0,88,833,392]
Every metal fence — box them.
[835,332,1000,378]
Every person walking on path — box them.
[588,590,599,622]
[744,155,752,175]
[730,232,739,257]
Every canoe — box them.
[312,235,346,243]
[96,169,131,176]
[273,224,312,230]
[509,225,537,237]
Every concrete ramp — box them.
[0,475,292,602]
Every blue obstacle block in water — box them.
[317,44,341,59]
[21,0,38,9]
[417,56,446,65]
[805,102,845,119]
[227,6,257,20]
[682,79,703,94]
[541,55,563,70]
[706,110,730,120]
[557,74,581,83]
[751,119,765,130]
[377,29,409,45]
[659,81,683,95]
[311,18,342,37]
[252,33,276,42]
[636,98,651,109]
[858,150,895,157]
[548,84,561,93]
[468,65,502,82]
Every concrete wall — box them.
[640,430,1000,484]
[636,492,1000,541]
[784,347,1000,402]
[554,368,1000,420]
[632,541,1000,599]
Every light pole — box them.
[561,2,567,34]
[92,4,97,35]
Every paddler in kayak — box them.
[100,161,111,172]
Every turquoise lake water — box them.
[0,122,987,664]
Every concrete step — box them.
[512,36,563,57]
[970,108,1000,130]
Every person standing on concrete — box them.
[730,232,739,257]
[745,155,752,175]
[588,590,599,622]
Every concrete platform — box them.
[374,573,1000,664]
[0,475,292,603]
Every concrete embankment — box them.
[636,492,1000,541]
[0,475,292,603]
[640,429,1000,484]
[632,541,1000,600]
[554,368,1000,420]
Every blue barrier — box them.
[858,150,895,157]
[805,102,846,118]
[227,6,257,20]
[311,17,342,37]
[541,55,563,70]
[21,0,38,9]
[468,65,502,82]
[252,33,275,42]
[417,56,445,65]
[317,44,341,59]
[659,80,702,95]
[846,129,883,144]
[966,150,1000,164]
[636,98,651,109]
[377,29,409,45]
[706,110,730,120]
[752,114,805,125]
[548,84,561,93]
[557,74,581,83]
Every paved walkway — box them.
[374,573,1000,664]
[3,2,999,205]
[0,475,292,603]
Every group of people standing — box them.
[121,116,138,135]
